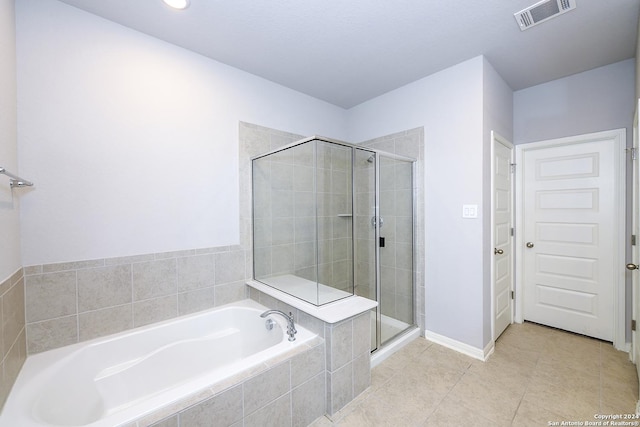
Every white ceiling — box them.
[55,0,639,108]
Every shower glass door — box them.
[378,155,414,347]
[354,149,415,352]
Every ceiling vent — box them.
[514,0,576,31]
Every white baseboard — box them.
[617,341,631,353]
[483,340,495,360]
[424,329,494,362]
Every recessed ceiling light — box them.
[163,0,190,10]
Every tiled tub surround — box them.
[139,338,326,427]
[0,269,26,409]
[249,286,372,416]
[3,300,325,427]
[24,246,247,354]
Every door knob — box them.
[526,242,534,248]
[494,248,504,255]
[626,263,639,271]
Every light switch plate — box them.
[462,204,478,219]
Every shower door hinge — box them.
[633,235,637,246]
[628,147,638,160]
[510,227,514,237]
[511,290,515,300]
[510,163,516,173]
[633,320,637,331]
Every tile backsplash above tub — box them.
[24,246,249,354]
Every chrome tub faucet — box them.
[260,310,297,341]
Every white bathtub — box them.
[1,299,316,427]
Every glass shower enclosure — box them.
[252,136,415,352]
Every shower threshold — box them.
[371,314,420,368]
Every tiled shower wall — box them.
[0,269,26,408]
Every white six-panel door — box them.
[493,132,513,340]
[519,130,625,343]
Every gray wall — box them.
[636,14,640,104]
[16,0,348,267]
[347,56,512,352]
[0,0,20,283]
[482,58,514,346]
[514,59,635,147]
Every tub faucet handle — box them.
[286,312,297,341]
[288,312,297,331]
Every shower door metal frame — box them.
[372,152,417,351]
[374,151,382,350]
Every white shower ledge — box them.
[247,280,377,324]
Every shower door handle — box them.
[371,216,384,228]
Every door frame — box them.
[491,131,515,340]
[514,128,627,350]
[631,101,639,412]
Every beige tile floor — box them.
[311,322,639,426]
